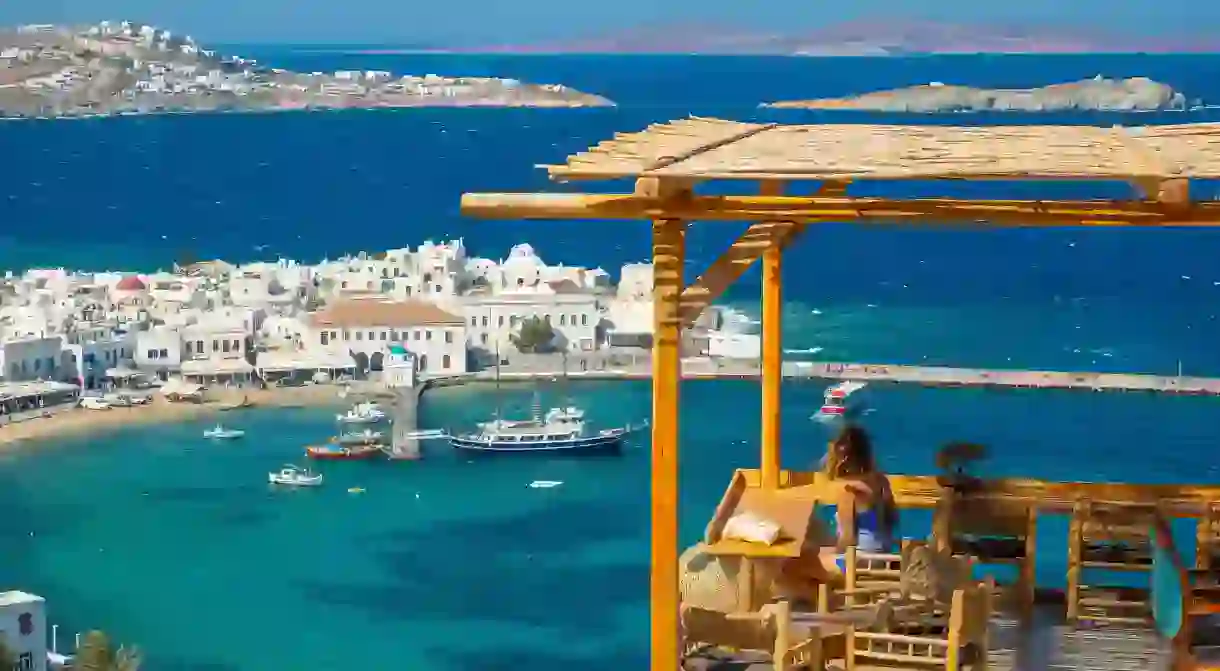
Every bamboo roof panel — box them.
[543,117,1220,181]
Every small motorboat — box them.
[813,381,868,423]
[529,480,563,489]
[336,401,387,425]
[204,424,245,439]
[306,443,383,460]
[268,464,323,487]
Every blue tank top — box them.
[855,506,893,552]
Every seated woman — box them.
[828,424,898,554]
[776,424,898,601]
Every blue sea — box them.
[3,52,1220,670]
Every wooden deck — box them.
[791,361,1220,396]
[683,610,1170,671]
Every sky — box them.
[2,0,1217,46]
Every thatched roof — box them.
[541,117,1220,182]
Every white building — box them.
[461,280,600,358]
[181,317,253,382]
[0,337,63,382]
[0,591,47,671]
[306,299,467,376]
[134,325,183,378]
[383,343,417,388]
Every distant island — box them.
[0,22,614,119]
[471,20,1220,55]
[762,77,1190,113]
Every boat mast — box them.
[494,335,502,421]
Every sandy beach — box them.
[0,384,383,448]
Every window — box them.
[368,330,375,341]
[413,331,421,341]
[343,330,350,341]
[233,339,240,352]
[186,342,193,354]
[17,651,33,671]
[445,331,452,344]
[222,340,231,353]
[423,272,433,283]
[158,349,168,358]
[379,331,387,341]
[321,332,329,345]
[146,349,159,359]
[480,333,488,345]
[559,314,566,326]
[544,314,551,324]
[581,314,588,326]
[442,354,451,369]
[341,281,348,288]
[212,340,219,352]
[196,340,204,353]
[470,316,477,326]
[498,315,504,327]
[481,315,488,327]
[434,284,442,293]
[426,331,432,341]
[406,286,412,297]
[356,332,363,341]
[517,278,524,287]
[570,314,577,326]
[419,355,428,371]
[510,315,519,326]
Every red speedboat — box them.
[306,444,383,460]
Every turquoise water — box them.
[4,50,1220,669]
[2,379,1217,669]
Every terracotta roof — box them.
[115,275,146,291]
[310,300,463,328]
[548,279,585,294]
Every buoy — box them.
[348,487,365,494]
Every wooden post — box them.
[650,216,686,671]
[760,179,785,490]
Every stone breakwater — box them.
[763,77,1189,112]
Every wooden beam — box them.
[649,213,686,671]
[760,179,784,490]
[677,182,848,328]
[460,192,1220,226]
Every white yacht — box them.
[336,401,387,424]
[204,424,245,439]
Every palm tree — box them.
[75,630,143,671]
[0,637,16,669]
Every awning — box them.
[105,368,143,378]
[181,359,254,376]
[256,351,357,372]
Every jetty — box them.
[462,116,1220,671]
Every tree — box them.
[511,316,555,354]
[0,637,15,669]
[75,630,143,671]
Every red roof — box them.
[116,275,146,291]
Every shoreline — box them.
[0,384,364,449]
[0,98,616,123]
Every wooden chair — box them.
[681,600,825,671]
[1066,499,1157,627]
[839,578,993,671]
[933,492,1037,619]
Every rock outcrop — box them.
[763,77,1188,113]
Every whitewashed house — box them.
[461,280,600,359]
[134,325,183,379]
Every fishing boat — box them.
[336,401,386,425]
[812,381,868,423]
[268,464,323,487]
[203,424,245,439]
[335,428,385,446]
[306,443,383,460]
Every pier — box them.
[387,388,422,460]
[462,358,1220,396]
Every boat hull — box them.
[449,431,625,455]
[306,446,382,460]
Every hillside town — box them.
[0,241,759,404]
[0,21,613,118]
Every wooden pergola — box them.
[459,116,1220,671]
